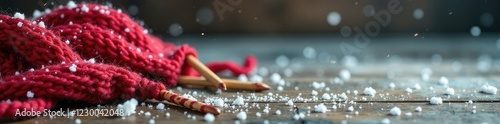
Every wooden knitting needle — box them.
[186,55,227,90]
[160,90,221,115]
[178,76,271,92]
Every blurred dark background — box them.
[1,0,498,36]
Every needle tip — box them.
[218,83,227,90]
[255,82,271,92]
[204,106,221,115]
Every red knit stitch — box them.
[0,3,257,119]
[37,4,176,55]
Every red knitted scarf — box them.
[0,3,256,118]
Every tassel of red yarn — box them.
[0,3,257,118]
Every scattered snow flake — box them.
[275,55,289,67]
[249,75,263,82]
[285,100,294,106]
[470,26,481,37]
[421,68,432,81]
[204,113,215,122]
[381,118,390,124]
[339,92,348,99]
[314,103,327,113]
[312,81,325,89]
[277,79,285,86]
[413,83,421,90]
[339,69,351,80]
[236,111,247,120]
[38,22,46,28]
[33,10,42,18]
[119,98,138,116]
[87,58,96,63]
[430,97,443,105]
[439,76,449,85]
[44,8,51,13]
[17,22,23,27]
[445,87,455,95]
[148,119,155,124]
[13,12,25,19]
[232,97,244,105]
[389,107,401,116]
[293,113,305,120]
[258,67,269,76]
[27,91,34,98]
[415,106,422,112]
[322,93,331,100]
[481,84,497,94]
[277,86,283,91]
[213,98,224,107]
[405,87,413,93]
[363,87,376,96]
[311,90,318,96]
[275,110,281,115]
[144,112,151,116]
[156,103,165,110]
[347,106,354,112]
[75,118,81,124]
[69,64,77,72]
[81,5,89,12]
[263,108,270,113]
[238,74,248,82]
[66,1,77,9]
[270,73,281,83]
[389,82,396,90]
[342,55,358,67]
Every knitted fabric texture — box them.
[0,3,256,118]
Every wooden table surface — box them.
[4,60,500,124]
[4,34,500,123]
